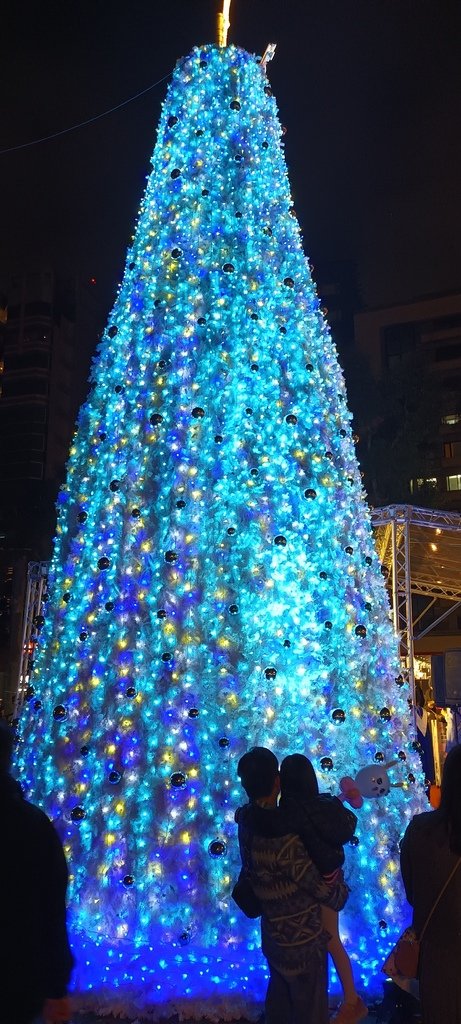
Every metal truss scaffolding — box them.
[371,504,461,702]
[13,561,49,718]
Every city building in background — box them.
[355,295,461,784]
[0,268,99,710]
[0,270,77,483]
[315,259,361,353]
[354,289,461,510]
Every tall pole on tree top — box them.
[217,0,232,46]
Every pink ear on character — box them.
[339,776,363,809]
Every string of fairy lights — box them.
[17,42,427,1009]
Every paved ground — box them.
[73,1012,379,1023]
[72,1015,379,1024]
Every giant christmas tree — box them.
[18,31,427,1022]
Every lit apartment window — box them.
[447,474,461,491]
[410,477,438,493]
[442,413,461,426]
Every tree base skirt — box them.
[72,990,263,1023]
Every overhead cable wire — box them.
[0,68,174,156]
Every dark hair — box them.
[280,754,319,801]
[0,720,14,773]
[237,746,279,800]
[439,744,461,854]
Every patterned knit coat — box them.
[236,803,349,974]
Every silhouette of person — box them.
[400,744,461,1024]
[236,746,349,1024]
[0,721,73,1024]
[280,754,366,1023]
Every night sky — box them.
[2,0,461,327]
